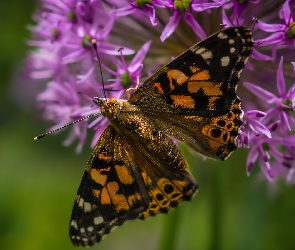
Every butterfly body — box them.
[70,27,253,246]
[95,97,189,171]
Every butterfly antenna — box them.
[34,112,101,140]
[91,39,106,99]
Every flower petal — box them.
[184,12,206,40]
[129,41,152,72]
[160,11,181,41]
[243,82,277,103]
[277,56,286,97]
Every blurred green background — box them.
[0,1,294,250]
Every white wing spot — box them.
[230,47,236,53]
[237,69,243,77]
[71,220,78,230]
[200,50,213,61]
[78,197,84,208]
[229,39,235,44]
[94,216,104,225]
[194,47,206,55]
[217,31,228,39]
[98,228,105,235]
[80,227,86,233]
[221,56,230,67]
[84,202,92,213]
[244,57,249,64]
[87,226,94,232]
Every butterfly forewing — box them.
[70,126,150,246]
[129,27,253,160]
[129,27,253,116]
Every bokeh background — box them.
[1,1,294,250]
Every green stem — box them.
[158,208,182,250]
[209,167,222,250]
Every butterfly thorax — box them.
[94,97,150,137]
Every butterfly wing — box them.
[69,125,148,246]
[129,27,253,160]
[70,125,197,246]
[143,98,242,160]
[125,127,198,220]
[69,27,252,246]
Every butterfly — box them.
[69,27,253,246]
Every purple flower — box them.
[223,0,260,27]
[255,0,295,59]
[244,57,295,134]
[246,134,294,182]
[36,78,95,152]
[89,41,152,147]
[241,55,295,183]
[25,0,295,186]
[28,0,134,83]
[102,41,151,93]
[239,110,271,148]
[156,0,227,41]
[111,1,157,26]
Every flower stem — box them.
[209,168,222,250]
[158,208,182,250]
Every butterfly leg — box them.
[126,75,140,99]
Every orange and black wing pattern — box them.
[70,125,197,246]
[129,27,253,160]
[69,27,253,247]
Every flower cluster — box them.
[27,0,295,185]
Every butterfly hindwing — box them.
[122,126,198,220]
[138,169,197,220]
[144,97,242,160]
[70,123,198,246]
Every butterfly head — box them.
[93,97,123,119]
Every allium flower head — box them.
[27,0,295,187]
[254,0,295,59]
